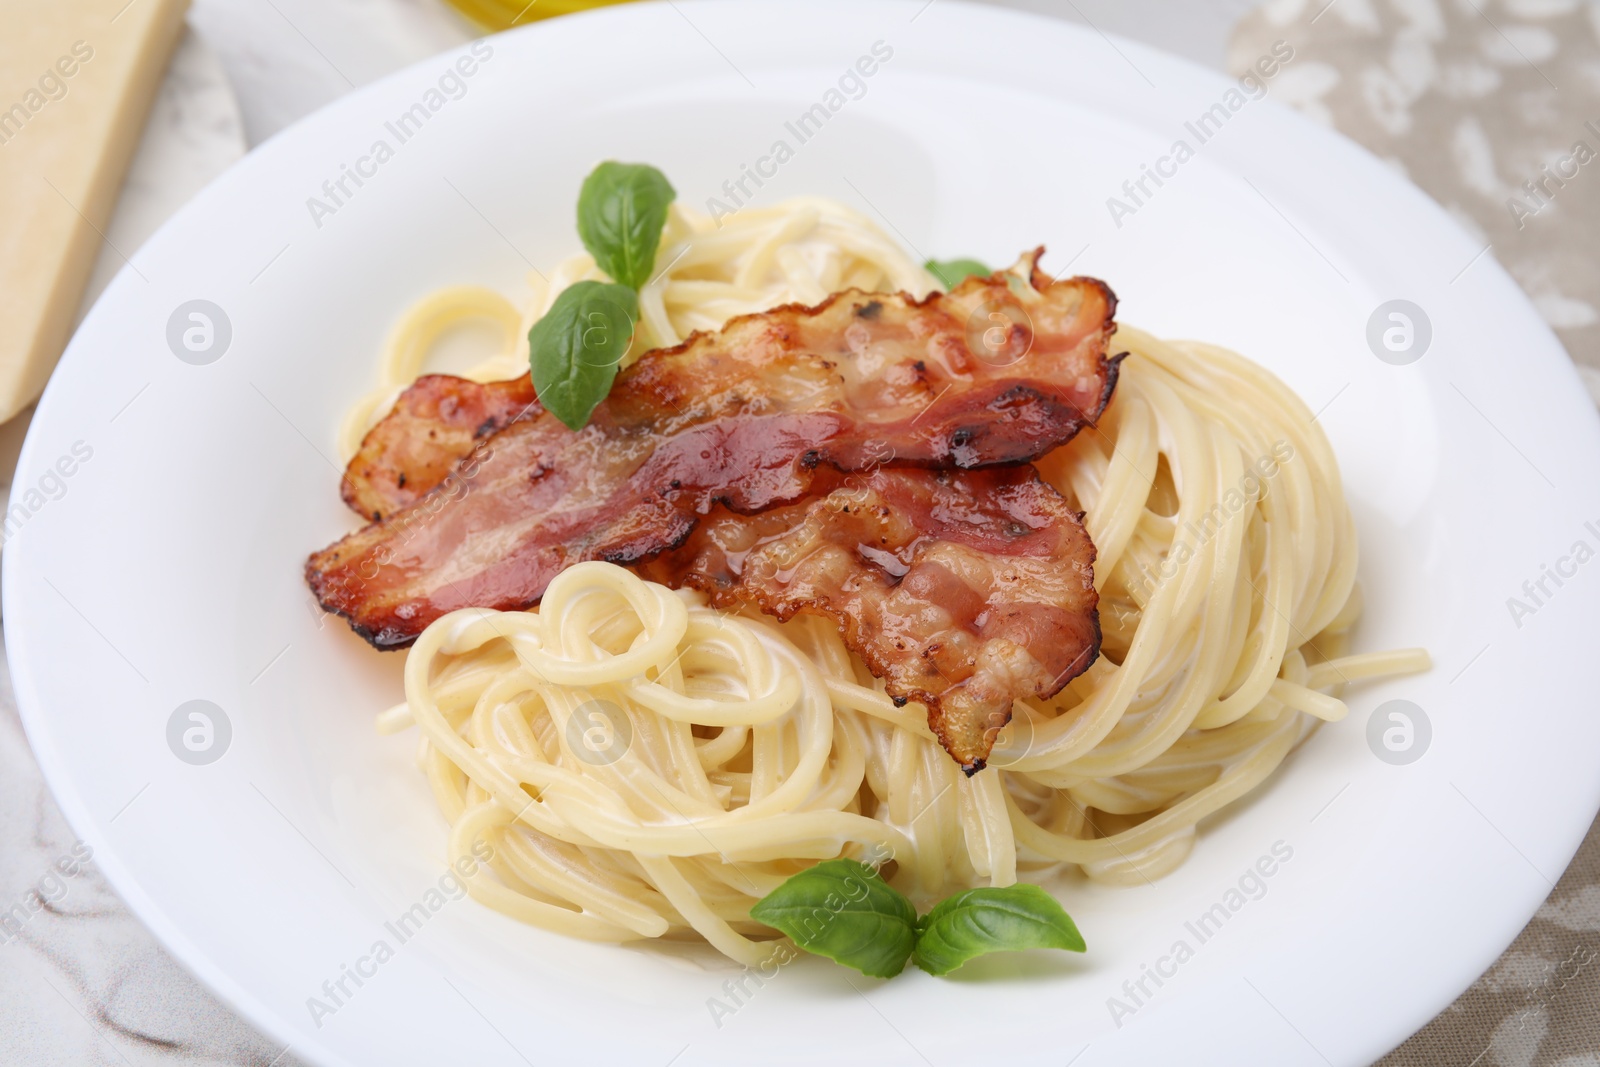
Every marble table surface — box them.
[3,2,1594,1065]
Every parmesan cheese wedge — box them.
[0,0,189,423]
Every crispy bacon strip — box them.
[638,467,1100,771]
[308,251,1114,650]
[332,250,1116,524]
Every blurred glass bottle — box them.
[443,0,637,30]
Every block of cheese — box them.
[0,0,189,423]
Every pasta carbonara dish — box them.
[303,163,1428,976]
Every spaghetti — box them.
[352,195,1429,963]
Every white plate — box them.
[9,3,1600,1064]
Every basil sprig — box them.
[912,884,1085,976]
[749,860,1085,978]
[577,162,676,291]
[925,257,991,290]
[528,281,638,431]
[529,161,675,429]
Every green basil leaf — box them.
[528,281,638,431]
[576,162,676,291]
[748,859,917,978]
[911,884,1085,976]
[925,257,991,290]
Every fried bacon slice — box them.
[331,249,1116,525]
[637,467,1100,772]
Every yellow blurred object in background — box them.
[443,0,637,31]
